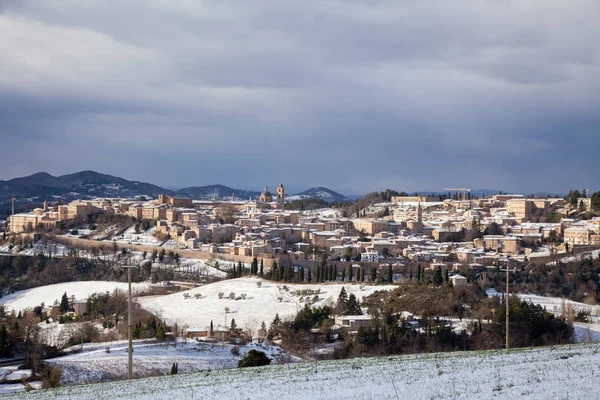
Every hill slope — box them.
[0,170,173,209]
[287,187,348,202]
[10,342,599,399]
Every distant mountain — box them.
[0,170,174,213]
[176,185,261,201]
[0,170,353,217]
[287,187,348,203]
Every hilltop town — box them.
[5,186,600,271]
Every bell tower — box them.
[277,184,285,209]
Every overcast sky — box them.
[1,0,598,195]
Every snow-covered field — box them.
[46,340,296,386]
[8,342,600,399]
[108,227,163,246]
[0,281,149,313]
[487,288,600,321]
[139,277,395,333]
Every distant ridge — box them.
[286,187,348,202]
[0,171,350,215]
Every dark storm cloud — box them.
[0,0,599,194]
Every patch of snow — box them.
[139,277,394,334]
[0,281,149,313]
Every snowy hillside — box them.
[286,187,348,203]
[0,281,149,312]
[9,342,600,399]
[138,277,394,333]
[47,340,296,386]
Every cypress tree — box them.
[0,325,9,358]
[410,268,413,281]
[308,268,312,283]
[387,265,393,283]
[300,267,305,282]
[433,267,443,286]
[348,265,353,282]
[170,362,178,375]
[370,267,377,282]
[60,292,69,312]
[444,269,449,283]
[260,259,264,276]
[316,266,320,282]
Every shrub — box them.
[41,366,62,389]
[237,350,271,368]
[231,345,240,356]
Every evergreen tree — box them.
[348,265,353,282]
[240,261,245,276]
[308,268,312,283]
[260,321,267,336]
[156,324,166,340]
[0,325,9,358]
[238,350,271,368]
[170,362,178,375]
[370,267,377,282]
[260,259,264,276]
[444,269,449,283]
[60,292,69,312]
[210,320,214,336]
[346,294,362,315]
[230,318,237,333]
[341,267,346,282]
[316,266,320,282]
[417,265,422,282]
[271,261,278,281]
[232,263,237,278]
[300,267,305,282]
[433,267,443,286]
[337,287,349,311]
[409,268,413,281]
[387,265,393,283]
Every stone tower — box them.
[277,184,285,208]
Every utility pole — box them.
[505,265,509,350]
[121,264,138,380]
[500,264,515,350]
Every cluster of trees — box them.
[503,256,600,303]
[264,262,396,285]
[566,189,600,213]
[285,198,334,211]
[334,287,362,315]
[0,252,151,296]
[0,306,65,385]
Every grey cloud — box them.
[0,0,599,194]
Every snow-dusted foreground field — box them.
[7,343,600,399]
[46,340,295,386]
[0,281,149,312]
[138,277,395,332]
